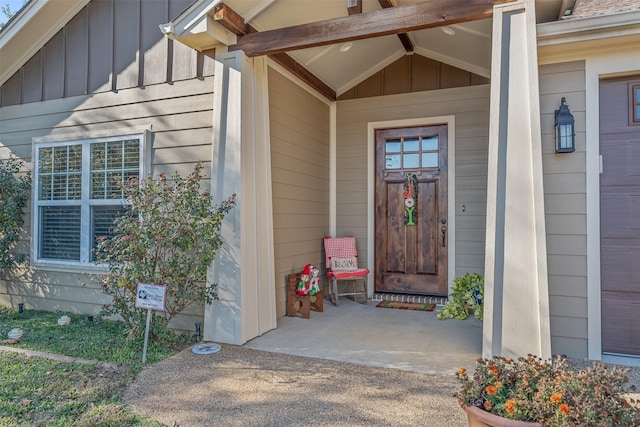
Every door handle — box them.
[441,225,447,247]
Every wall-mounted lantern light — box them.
[554,97,575,153]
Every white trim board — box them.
[584,51,640,361]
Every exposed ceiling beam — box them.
[213,3,336,101]
[231,0,514,57]
[268,53,336,101]
[377,0,413,52]
[213,3,249,35]
[347,0,363,15]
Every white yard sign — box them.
[135,283,166,311]
[136,282,166,363]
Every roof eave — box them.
[537,9,640,46]
[159,0,236,52]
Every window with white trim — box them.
[34,135,143,265]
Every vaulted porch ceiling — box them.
[165,0,566,98]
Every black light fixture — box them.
[554,97,575,153]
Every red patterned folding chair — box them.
[323,236,369,305]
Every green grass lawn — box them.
[0,305,186,426]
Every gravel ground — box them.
[123,344,467,427]
[123,345,640,427]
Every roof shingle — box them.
[564,0,640,20]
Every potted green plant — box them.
[437,272,484,320]
[456,355,640,426]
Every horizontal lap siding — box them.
[269,69,330,317]
[336,85,491,279]
[0,76,215,331]
[539,60,587,358]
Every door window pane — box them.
[386,154,401,169]
[403,153,420,169]
[386,140,401,153]
[404,138,419,152]
[422,136,438,151]
[422,153,438,168]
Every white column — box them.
[204,51,277,344]
[484,0,551,359]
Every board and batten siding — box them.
[336,85,492,279]
[268,69,330,317]
[539,61,588,358]
[0,0,210,107]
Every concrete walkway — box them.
[123,298,478,426]
[245,297,483,376]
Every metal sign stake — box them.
[135,282,167,364]
[142,308,152,363]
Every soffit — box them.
[212,0,566,95]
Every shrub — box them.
[437,272,484,320]
[96,163,235,341]
[0,156,31,270]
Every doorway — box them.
[374,125,448,295]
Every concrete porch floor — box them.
[245,297,482,377]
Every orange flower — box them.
[484,401,493,411]
[559,403,570,415]
[486,385,498,395]
[458,367,467,376]
[488,364,500,376]
[504,399,517,415]
[550,391,563,404]
[495,381,503,389]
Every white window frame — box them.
[31,127,150,272]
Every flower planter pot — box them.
[463,405,541,427]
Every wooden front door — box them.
[600,76,640,356]
[375,125,448,295]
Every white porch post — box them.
[204,50,277,344]
[483,0,551,359]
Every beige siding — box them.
[269,69,330,317]
[336,85,491,278]
[539,60,587,358]
[0,75,215,330]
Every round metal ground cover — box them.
[191,343,222,355]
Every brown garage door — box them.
[600,76,640,356]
